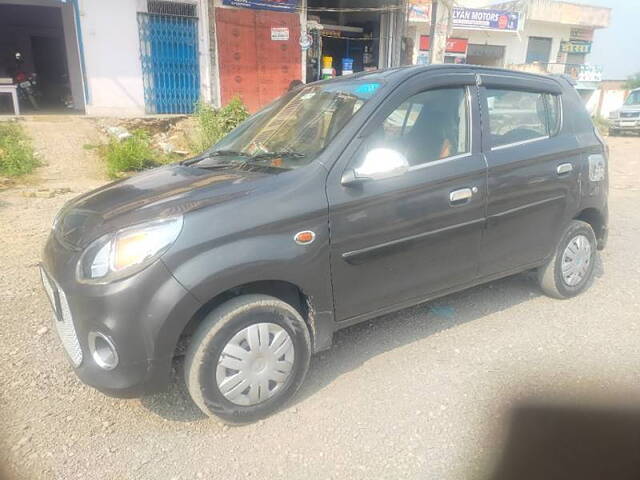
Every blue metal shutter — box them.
[138,11,200,114]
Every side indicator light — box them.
[294,230,316,245]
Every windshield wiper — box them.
[184,149,249,167]
[250,151,305,160]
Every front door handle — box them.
[450,188,473,205]
[557,163,573,175]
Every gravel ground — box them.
[1,118,639,480]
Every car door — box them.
[478,73,580,276]
[326,72,488,322]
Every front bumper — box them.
[611,119,640,131]
[41,233,201,398]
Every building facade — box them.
[407,0,611,93]
[0,0,611,116]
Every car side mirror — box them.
[341,148,410,186]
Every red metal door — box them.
[255,10,301,107]
[216,8,301,112]
[216,8,260,112]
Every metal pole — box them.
[428,0,438,64]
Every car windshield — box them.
[193,79,383,170]
[625,90,640,106]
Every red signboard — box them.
[419,36,468,54]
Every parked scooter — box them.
[13,53,40,110]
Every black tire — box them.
[184,294,311,424]
[537,220,597,299]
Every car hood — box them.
[619,106,640,113]
[54,163,276,248]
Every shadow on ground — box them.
[140,257,605,423]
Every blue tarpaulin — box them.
[222,0,298,12]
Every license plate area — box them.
[39,265,84,367]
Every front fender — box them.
[163,211,334,352]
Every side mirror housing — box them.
[341,148,409,186]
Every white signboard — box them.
[271,27,290,41]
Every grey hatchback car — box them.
[41,65,608,423]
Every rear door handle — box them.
[557,163,573,175]
[450,187,474,205]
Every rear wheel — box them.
[184,294,311,424]
[537,220,597,299]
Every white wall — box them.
[78,0,146,115]
[78,0,211,116]
[586,88,628,118]
[460,20,572,66]
[408,19,573,68]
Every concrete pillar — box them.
[60,2,85,111]
[429,0,453,64]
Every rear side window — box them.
[486,89,561,148]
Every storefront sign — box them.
[410,4,520,31]
[570,28,594,42]
[222,0,298,12]
[271,27,290,41]
[561,40,592,54]
[452,8,520,31]
[409,1,432,22]
[577,64,602,82]
[419,36,468,54]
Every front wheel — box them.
[537,220,597,299]
[184,294,311,424]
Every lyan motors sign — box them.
[452,8,520,31]
[409,3,520,32]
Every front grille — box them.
[620,111,640,118]
[40,268,83,367]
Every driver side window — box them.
[372,87,470,167]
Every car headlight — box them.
[77,216,183,283]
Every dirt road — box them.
[1,120,640,479]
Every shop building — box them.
[408,0,611,92]
[0,0,213,115]
[0,0,85,113]
[212,0,408,111]
[0,0,611,117]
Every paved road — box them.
[1,121,639,479]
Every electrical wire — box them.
[237,2,405,14]
[307,5,404,13]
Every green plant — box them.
[625,72,640,90]
[192,97,249,153]
[0,123,39,177]
[103,130,156,179]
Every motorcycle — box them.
[13,53,40,110]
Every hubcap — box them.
[216,322,295,406]
[561,234,592,287]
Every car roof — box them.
[346,64,565,87]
